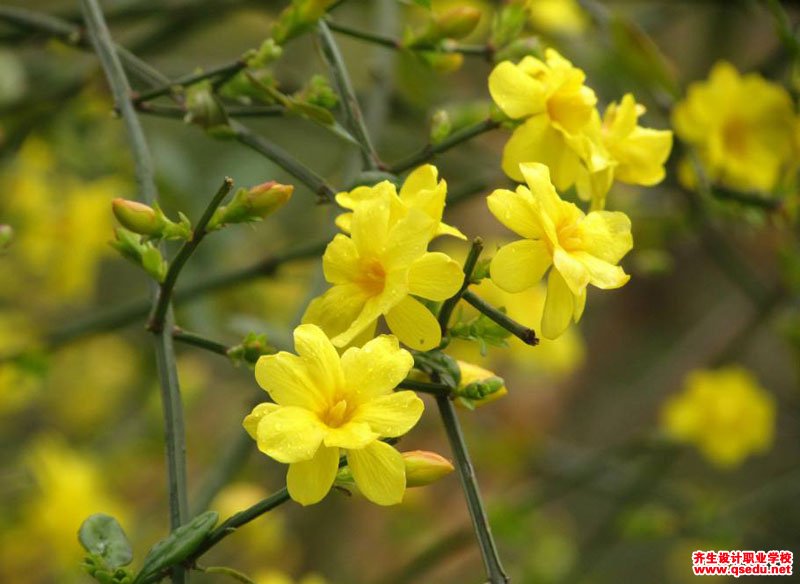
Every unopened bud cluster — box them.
[111,199,191,240]
[208,181,293,230]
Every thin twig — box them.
[132,59,247,104]
[172,327,231,358]
[318,20,382,169]
[148,178,234,332]
[396,379,453,396]
[388,118,499,175]
[438,237,484,335]
[462,290,539,346]
[78,2,189,583]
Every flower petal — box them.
[553,248,590,296]
[340,335,414,401]
[243,402,280,440]
[322,234,360,284]
[541,269,575,340]
[302,284,368,342]
[293,324,343,398]
[383,208,436,270]
[255,352,325,410]
[571,251,630,289]
[577,210,633,264]
[352,391,424,438]
[488,60,546,119]
[399,165,439,202]
[385,296,441,351]
[503,116,581,190]
[348,441,406,506]
[408,252,464,301]
[490,239,552,293]
[350,199,390,258]
[287,445,339,506]
[486,186,543,239]
[256,406,326,463]
[323,421,378,449]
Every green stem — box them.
[230,120,337,203]
[396,378,452,396]
[79,2,189,582]
[172,327,231,358]
[388,118,499,174]
[318,20,382,170]
[462,290,539,346]
[325,19,493,58]
[436,395,509,583]
[137,102,284,119]
[711,186,783,211]
[149,178,234,332]
[438,237,483,334]
[133,59,247,104]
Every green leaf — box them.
[78,514,133,569]
[132,511,218,584]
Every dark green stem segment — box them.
[462,290,539,346]
[192,488,292,558]
[318,20,382,170]
[78,1,189,582]
[388,118,499,174]
[172,328,230,358]
[230,120,337,203]
[133,59,246,104]
[396,378,452,397]
[148,178,234,332]
[325,19,493,58]
[435,395,509,583]
[137,102,284,119]
[438,237,483,334]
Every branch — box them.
[132,59,247,104]
[136,102,285,119]
[172,327,231,358]
[462,290,539,346]
[318,20,382,169]
[396,378,452,396]
[325,19,493,59]
[148,177,234,332]
[78,2,189,583]
[438,237,483,335]
[388,118,499,174]
[435,395,509,583]
[230,120,337,203]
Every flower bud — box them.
[112,199,164,236]
[208,182,293,229]
[419,51,464,74]
[0,224,13,251]
[490,2,527,48]
[110,228,168,282]
[430,110,452,145]
[455,361,508,409]
[434,7,482,40]
[228,332,274,367]
[403,450,455,487]
[185,82,232,137]
[272,0,337,44]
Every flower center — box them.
[722,118,749,157]
[355,259,387,296]
[323,398,351,428]
[556,222,581,252]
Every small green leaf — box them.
[78,514,133,569]
[132,511,218,584]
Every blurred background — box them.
[1,0,799,583]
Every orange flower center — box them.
[322,398,353,428]
[722,118,749,157]
[355,259,387,296]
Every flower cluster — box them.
[489,48,673,209]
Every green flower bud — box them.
[185,82,232,137]
[227,332,274,367]
[112,199,163,236]
[272,0,337,44]
[434,7,482,40]
[245,38,283,68]
[490,1,527,48]
[430,110,452,145]
[0,224,13,251]
[403,450,455,487]
[110,228,168,282]
[208,181,293,229]
[418,51,464,74]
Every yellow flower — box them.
[526,0,587,35]
[487,163,632,339]
[244,324,424,506]
[577,94,673,209]
[335,164,465,240]
[488,48,599,189]
[672,61,797,192]
[661,367,776,468]
[303,200,464,350]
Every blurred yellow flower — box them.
[488,163,632,339]
[526,0,587,35]
[245,325,423,506]
[672,61,797,192]
[577,94,673,209]
[488,48,599,189]
[211,483,285,557]
[335,164,465,240]
[0,437,127,583]
[304,199,463,350]
[661,366,776,468]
